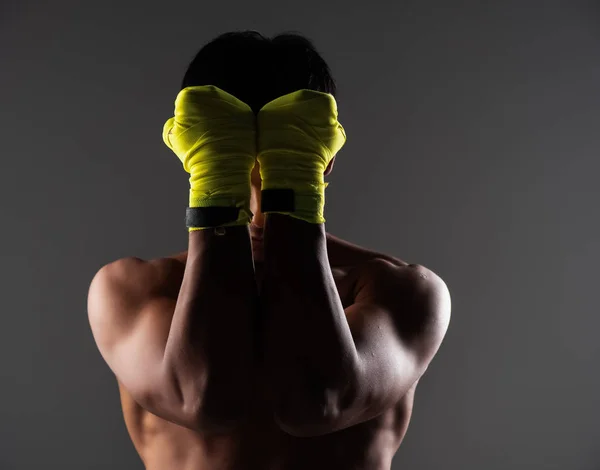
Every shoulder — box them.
[355,258,451,346]
[92,255,184,287]
[355,257,448,298]
[87,256,183,354]
[89,257,154,296]
[87,255,183,317]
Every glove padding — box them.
[257,89,346,224]
[162,85,256,228]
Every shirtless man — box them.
[87,31,451,470]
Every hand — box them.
[255,89,347,224]
[162,85,257,227]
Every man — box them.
[87,30,451,470]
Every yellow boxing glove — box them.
[257,89,347,224]
[162,85,256,231]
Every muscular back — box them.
[90,234,440,470]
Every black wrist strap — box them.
[260,188,295,213]
[186,206,240,228]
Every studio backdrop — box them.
[0,1,598,469]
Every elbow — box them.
[274,413,326,438]
[189,386,251,434]
[135,380,251,435]
[273,386,354,437]
[274,403,345,438]
[155,356,254,433]
[190,365,256,432]
[271,362,361,437]
[188,408,247,435]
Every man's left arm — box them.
[260,214,451,437]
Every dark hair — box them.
[180,30,337,113]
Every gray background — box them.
[1,1,598,469]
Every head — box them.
[180,30,338,245]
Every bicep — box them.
[87,259,175,405]
[346,302,422,420]
[345,261,451,422]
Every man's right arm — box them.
[87,227,259,433]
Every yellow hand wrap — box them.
[257,89,347,224]
[162,85,256,231]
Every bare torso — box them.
[117,232,419,470]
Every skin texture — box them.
[88,159,451,470]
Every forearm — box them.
[163,226,259,429]
[261,214,360,428]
